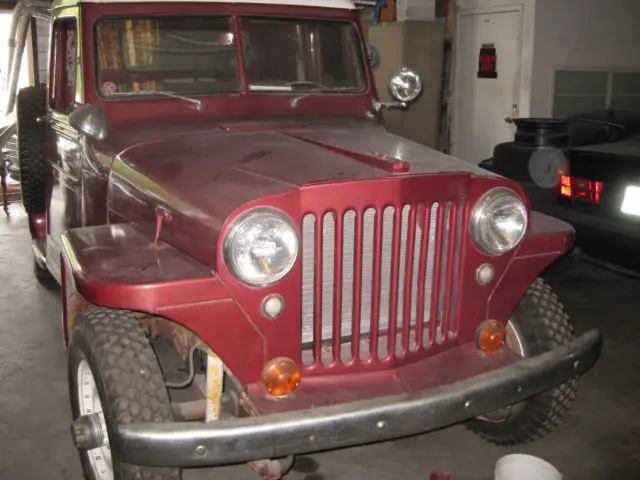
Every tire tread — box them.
[16,86,47,214]
[467,278,578,446]
[72,307,180,480]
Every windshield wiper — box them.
[108,90,204,111]
[290,86,362,107]
[249,81,327,93]
[244,83,364,105]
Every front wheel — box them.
[467,278,578,446]
[68,307,180,480]
[34,257,55,287]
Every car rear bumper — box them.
[113,330,602,468]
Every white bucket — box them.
[494,454,562,480]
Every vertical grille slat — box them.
[359,209,376,361]
[341,211,356,363]
[301,196,463,368]
[447,204,465,336]
[439,203,457,341]
[386,206,402,358]
[401,206,417,356]
[414,204,430,350]
[321,213,335,364]
[332,211,344,364]
[301,214,314,365]
[427,205,444,348]
[312,214,323,364]
[351,212,364,361]
[369,209,383,360]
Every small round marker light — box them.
[477,320,506,355]
[262,357,301,398]
[262,294,284,319]
[476,263,495,285]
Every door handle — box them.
[504,104,519,124]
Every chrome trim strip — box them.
[50,161,80,184]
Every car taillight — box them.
[560,175,572,197]
[559,175,604,204]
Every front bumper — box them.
[115,330,602,467]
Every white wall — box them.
[455,0,536,118]
[530,0,640,117]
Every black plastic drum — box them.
[488,118,570,212]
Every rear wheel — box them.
[467,278,578,446]
[68,307,180,480]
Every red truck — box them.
[9,0,601,478]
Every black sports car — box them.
[480,109,640,274]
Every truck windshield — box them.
[239,17,366,93]
[95,16,366,98]
[95,16,240,96]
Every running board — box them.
[32,239,46,269]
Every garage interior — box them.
[1,0,639,479]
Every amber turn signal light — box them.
[262,357,301,398]
[476,320,506,355]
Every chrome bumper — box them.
[115,330,602,467]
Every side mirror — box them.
[367,44,380,71]
[69,104,108,141]
[388,66,422,104]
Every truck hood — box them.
[107,120,493,268]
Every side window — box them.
[49,19,78,113]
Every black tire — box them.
[16,85,47,214]
[467,278,578,446]
[68,307,180,480]
[34,257,56,287]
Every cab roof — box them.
[53,0,356,9]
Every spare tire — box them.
[16,85,47,214]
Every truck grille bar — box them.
[301,201,461,366]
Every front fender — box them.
[487,211,575,322]
[60,223,266,383]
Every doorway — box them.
[452,7,523,165]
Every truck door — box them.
[45,17,82,281]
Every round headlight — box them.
[389,67,423,103]
[471,188,528,255]
[223,208,298,286]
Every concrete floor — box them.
[1,203,639,480]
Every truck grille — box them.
[301,201,461,366]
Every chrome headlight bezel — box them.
[223,207,299,286]
[470,187,528,256]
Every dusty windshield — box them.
[95,16,366,98]
[239,18,366,93]
[96,16,240,96]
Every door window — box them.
[49,19,78,113]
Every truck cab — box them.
[6,0,601,479]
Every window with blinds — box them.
[553,69,640,117]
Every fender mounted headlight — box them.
[223,207,298,286]
[471,187,528,255]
